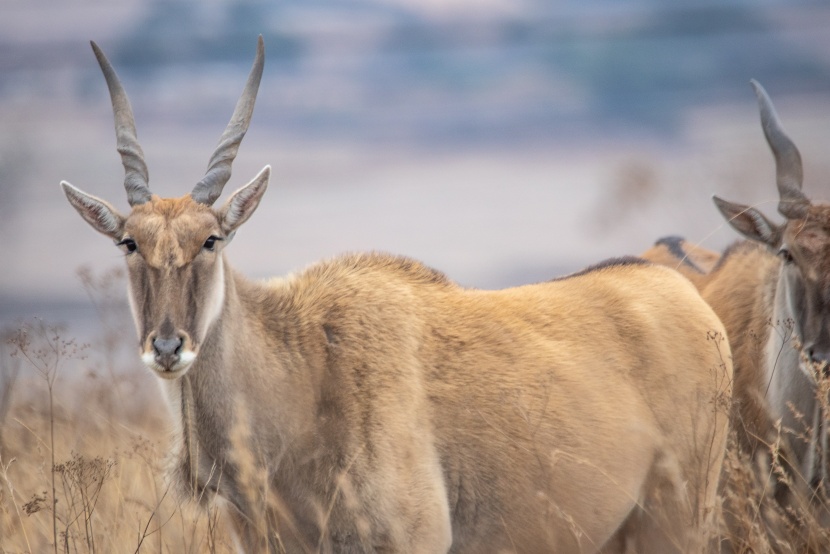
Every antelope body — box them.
[642,81,830,495]
[62,38,732,553]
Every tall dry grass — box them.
[2,268,830,553]
[691,321,830,552]
[0,325,238,553]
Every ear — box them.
[61,181,126,240]
[713,195,782,247]
[218,165,270,235]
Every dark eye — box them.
[117,238,137,253]
[203,235,220,251]
[778,248,794,264]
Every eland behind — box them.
[643,81,830,504]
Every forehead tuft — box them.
[133,195,212,218]
[128,195,216,227]
[124,195,218,266]
[805,203,830,229]
[790,206,830,247]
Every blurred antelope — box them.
[643,81,830,498]
[62,37,732,553]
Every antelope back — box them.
[639,235,720,290]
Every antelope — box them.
[62,37,732,553]
[642,81,830,499]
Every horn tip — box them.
[750,80,763,97]
[750,80,772,106]
[749,79,763,98]
[90,40,111,70]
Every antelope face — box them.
[714,80,830,378]
[61,38,268,379]
[778,212,830,374]
[125,183,268,376]
[125,198,221,376]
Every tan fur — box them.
[650,242,780,455]
[171,248,731,553]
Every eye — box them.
[203,235,221,251]
[117,238,137,254]
[778,248,794,264]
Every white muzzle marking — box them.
[141,349,197,380]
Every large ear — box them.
[218,165,270,235]
[713,195,782,247]
[61,181,126,240]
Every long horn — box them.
[191,36,265,206]
[750,79,810,219]
[91,41,152,206]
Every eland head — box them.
[61,37,269,379]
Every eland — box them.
[62,37,732,553]
[643,81,830,502]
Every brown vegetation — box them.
[0,321,237,554]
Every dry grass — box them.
[0,322,237,554]
[716,429,830,553]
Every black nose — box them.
[153,335,183,369]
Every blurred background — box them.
[2,0,830,343]
[5,3,830,548]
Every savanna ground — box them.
[2,267,830,553]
